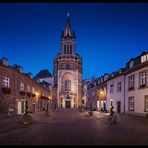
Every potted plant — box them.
[88,110,93,116]
[20,100,33,125]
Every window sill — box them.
[128,88,135,91]
[138,86,148,89]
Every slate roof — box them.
[34,69,52,79]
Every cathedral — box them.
[53,14,82,108]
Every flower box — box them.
[32,93,36,97]
[27,92,31,97]
[19,91,26,96]
[2,87,11,94]
[140,84,146,88]
[41,96,48,100]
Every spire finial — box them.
[67,12,69,17]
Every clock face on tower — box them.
[53,14,82,109]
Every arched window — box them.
[64,45,66,54]
[70,45,72,54]
[67,45,69,54]
[65,80,71,91]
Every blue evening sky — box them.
[0,3,148,79]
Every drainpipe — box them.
[124,75,126,115]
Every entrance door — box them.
[18,102,21,115]
[65,101,71,108]
[117,101,121,113]
[33,103,36,112]
[21,102,25,114]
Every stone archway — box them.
[65,95,71,108]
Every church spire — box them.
[61,13,76,55]
[63,13,73,38]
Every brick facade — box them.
[0,60,51,115]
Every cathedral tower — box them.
[53,14,82,108]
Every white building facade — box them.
[106,74,125,114]
[125,52,148,116]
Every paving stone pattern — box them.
[0,109,148,145]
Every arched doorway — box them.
[65,95,71,108]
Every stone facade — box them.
[53,15,82,108]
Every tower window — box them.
[65,80,71,91]
[67,45,69,54]
[70,45,72,54]
[64,45,66,54]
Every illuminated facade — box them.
[53,14,82,108]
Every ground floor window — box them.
[128,96,134,111]
[144,95,148,112]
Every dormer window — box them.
[129,60,134,68]
[141,54,148,63]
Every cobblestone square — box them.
[0,109,148,145]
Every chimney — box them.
[92,77,95,82]
[18,66,23,73]
[26,73,32,79]
[119,68,123,74]
[0,57,8,66]
[13,64,24,73]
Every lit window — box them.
[139,72,147,87]
[3,77,9,88]
[20,82,24,91]
[141,55,147,63]
[129,97,134,111]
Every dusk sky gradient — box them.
[0,3,148,79]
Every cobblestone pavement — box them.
[0,109,148,145]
